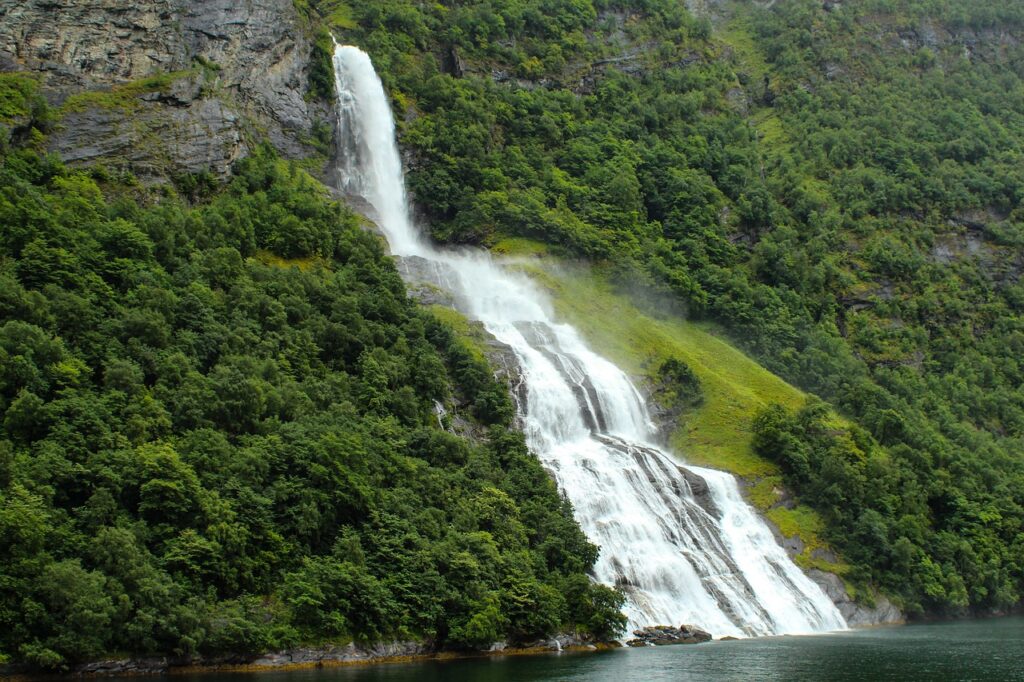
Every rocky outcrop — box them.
[48,75,246,179]
[0,0,331,180]
[0,0,187,86]
[74,657,178,676]
[626,624,713,647]
[248,641,429,667]
[45,634,609,677]
[807,569,904,627]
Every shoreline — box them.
[0,640,620,680]
[9,611,1024,680]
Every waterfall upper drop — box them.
[331,44,847,637]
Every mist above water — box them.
[331,43,846,637]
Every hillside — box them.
[326,0,1024,617]
[0,83,623,669]
[1,0,1023,670]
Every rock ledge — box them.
[626,624,713,647]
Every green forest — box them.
[2,0,1024,671]
[0,83,623,668]
[318,0,1023,617]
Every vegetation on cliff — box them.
[0,85,624,669]
[318,0,1024,616]
[3,0,1024,670]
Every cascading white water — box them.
[332,44,847,638]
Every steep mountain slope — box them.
[2,0,1022,671]
[0,3,625,670]
[323,0,1024,616]
[0,0,332,180]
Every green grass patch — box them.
[0,73,40,123]
[747,475,786,509]
[60,69,197,114]
[294,0,356,31]
[518,261,803,479]
[491,237,552,258]
[325,2,356,30]
[766,505,850,575]
[766,505,823,545]
[751,110,789,151]
[427,304,491,363]
[253,250,324,271]
[717,19,770,82]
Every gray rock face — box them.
[807,569,904,627]
[250,641,429,667]
[626,624,713,647]
[0,0,186,87]
[51,76,246,178]
[74,657,173,676]
[0,0,330,180]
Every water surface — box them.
[179,618,1024,682]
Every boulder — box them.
[629,624,713,646]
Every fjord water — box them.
[331,44,846,636]
[176,618,1024,682]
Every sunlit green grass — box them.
[520,260,803,478]
[487,244,847,573]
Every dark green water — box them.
[179,618,1023,682]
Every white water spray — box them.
[331,44,847,637]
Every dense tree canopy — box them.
[3,0,1024,669]
[0,81,624,669]
[317,0,1024,615]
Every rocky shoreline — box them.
[0,635,617,678]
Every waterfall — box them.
[331,44,847,638]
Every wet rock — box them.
[629,624,713,646]
[678,467,719,517]
[75,657,170,675]
[807,569,903,627]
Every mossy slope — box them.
[503,247,847,576]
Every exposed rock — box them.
[0,0,187,87]
[46,632,615,677]
[628,624,713,646]
[75,657,173,675]
[678,466,719,517]
[250,641,430,667]
[50,81,246,179]
[807,569,904,627]
[0,0,330,181]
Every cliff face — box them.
[0,0,327,180]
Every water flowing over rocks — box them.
[331,44,848,638]
[626,625,713,647]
